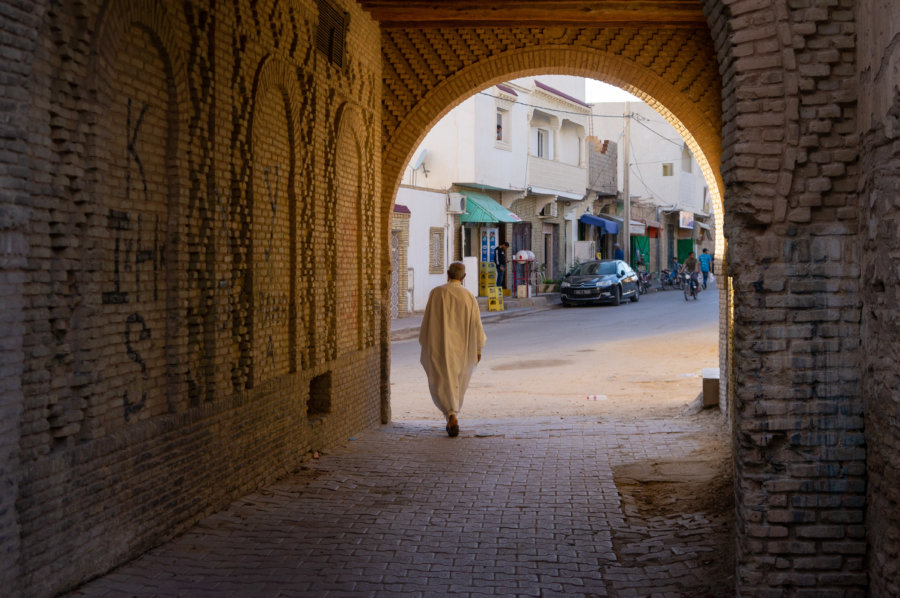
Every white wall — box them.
[401,87,533,192]
[401,99,477,189]
[471,91,530,190]
[402,76,590,195]
[589,101,707,213]
[395,186,453,312]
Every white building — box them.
[399,75,592,308]
[589,100,713,272]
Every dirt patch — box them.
[608,442,735,597]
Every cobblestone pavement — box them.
[67,414,733,597]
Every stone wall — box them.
[2,1,383,595]
[705,0,867,593]
[587,137,618,199]
[858,1,900,595]
[0,0,44,591]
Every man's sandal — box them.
[446,416,459,437]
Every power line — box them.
[631,114,684,147]
[477,91,626,119]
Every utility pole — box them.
[623,102,631,265]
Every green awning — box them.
[458,191,522,224]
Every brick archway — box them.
[379,33,725,243]
[377,28,732,422]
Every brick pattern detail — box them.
[379,26,723,204]
[7,1,382,595]
[586,137,618,199]
[704,0,866,594]
[0,0,41,590]
[858,1,900,594]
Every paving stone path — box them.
[67,414,733,597]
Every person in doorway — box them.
[698,248,713,289]
[494,241,509,288]
[613,243,624,260]
[419,262,486,437]
[680,251,701,292]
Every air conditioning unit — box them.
[538,201,558,218]
[447,192,466,214]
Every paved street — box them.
[68,286,732,598]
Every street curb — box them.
[390,303,562,343]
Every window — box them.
[316,0,347,67]
[429,227,444,273]
[537,128,548,158]
[662,163,674,176]
[494,103,512,149]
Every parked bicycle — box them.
[637,270,651,294]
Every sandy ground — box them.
[390,324,719,422]
[391,311,735,594]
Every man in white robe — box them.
[419,262,486,437]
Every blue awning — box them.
[579,213,619,234]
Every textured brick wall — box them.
[587,137,618,199]
[4,1,383,595]
[705,0,866,594]
[858,1,900,595]
[0,0,43,590]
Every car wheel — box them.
[561,298,570,307]
[612,286,621,306]
[630,286,640,302]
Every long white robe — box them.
[418,280,486,418]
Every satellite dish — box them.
[412,149,428,171]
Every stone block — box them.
[701,367,719,407]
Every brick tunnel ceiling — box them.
[358,0,707,28]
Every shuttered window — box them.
[429,227,444,274]
[316,0,347,67]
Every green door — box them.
[677,238,694,263]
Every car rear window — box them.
[572,262,617,276]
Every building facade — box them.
[400,76,591,293]
[589,101,713,275]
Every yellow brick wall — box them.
[10,1,384,595]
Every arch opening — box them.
[387,70,733,594]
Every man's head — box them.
[500,241,509,248]
[688,252,695,258]
[703,248,709,254]
[447,262,466,281]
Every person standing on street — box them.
[494,241,509,288]
[419,262,487,437]
[614,243,624,261]
[698,248,713,289]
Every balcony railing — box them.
[526,156,587,197]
